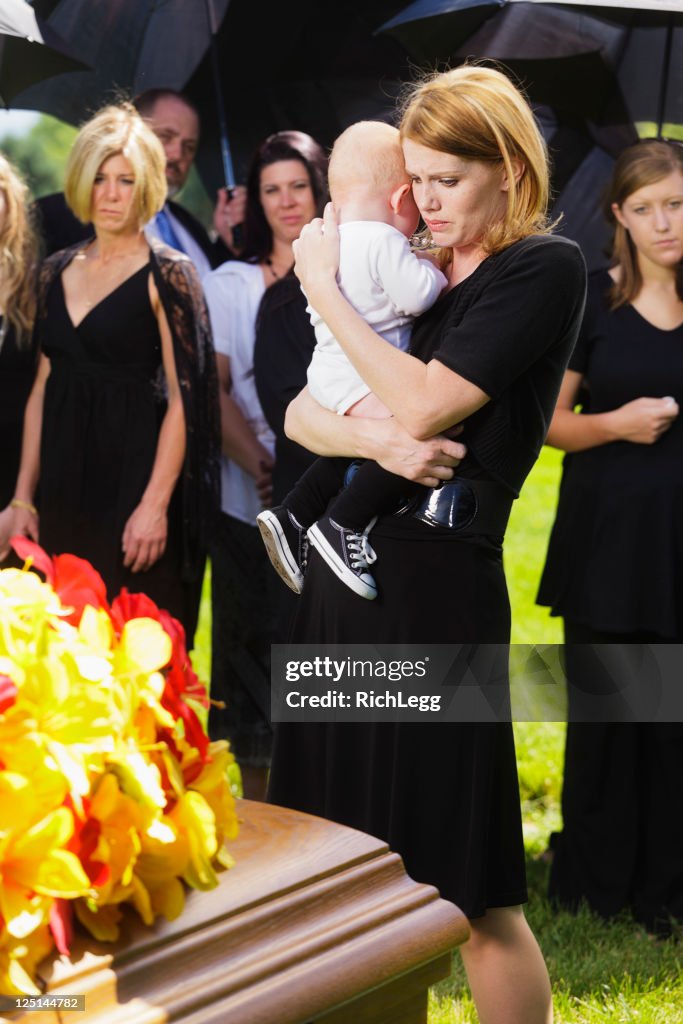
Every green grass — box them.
[189,448,683,1021]
[430,721,683,1023]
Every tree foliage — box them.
[0,114,77,198]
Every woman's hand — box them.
[369,419,466,487]
[213,185,247,253]
[253,451,275,509]
[122,501,168,573]
[2,504,39,555]
[292,203,340,308]
[607,395,679,444]
[0,505,37,560]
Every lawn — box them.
[191,447,683,1022]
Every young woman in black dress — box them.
[538,139,683,933]
[6,104,219,641]
[0,155,40,559]
[268,66,586,1023]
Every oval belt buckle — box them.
[414,481,478,530]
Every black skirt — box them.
[268,516,528,918]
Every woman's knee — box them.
[464,905,527,953]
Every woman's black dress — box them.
[537,269,683,932]
[0,322,35,508]
[269,235,587,918]
[37,264,187,622]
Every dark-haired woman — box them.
[204,131,328,799]
[538,139,683,934]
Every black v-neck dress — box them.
[37,264,185,617]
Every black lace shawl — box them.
[36,239,221,582]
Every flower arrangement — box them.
[0,539,238,996]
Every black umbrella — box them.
[13,0,235,183]
[380,0,683,267]
[13,0,232,121]
[184,0,413,190]
[14,0,413,193]
[0,0,88,105]
[380,0,683,135]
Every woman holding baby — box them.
[268,66,586,1023]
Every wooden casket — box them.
[6,800,469,1024]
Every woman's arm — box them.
[215,352,273,506]
[295,207,488,440]
[286,387,466,488]
[121,278,186,574]
[4,353,51,550]
[546,370,680,452]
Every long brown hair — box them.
[606,139,683,309]
[0,154,40,344]
[241,131,329,263]
[399,64,551,257]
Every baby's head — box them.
[328,121,419,236]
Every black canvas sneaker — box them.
[257,506,308,594]
[307,516,378,600]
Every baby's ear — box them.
[390,182,411,212]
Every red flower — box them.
[10,537,109,625]
[0,676,18,713]
[49,900,73,958]
[110,589,163,632]
[112,589,210,761]
[64,795,110,888]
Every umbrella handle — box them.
[226,187,243,253]
[205,0,236,190]
[657,14,673,137]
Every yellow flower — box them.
[0,797,90,940]
[169,792,220,891]
[0,556,239,995]
[0,922,54,997]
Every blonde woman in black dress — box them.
[6,104,219,639]
[269,66,587,1024]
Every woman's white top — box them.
[203,260,275,525]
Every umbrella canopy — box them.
[0,0,88,105]
[380,0,683,267]
[14,0,232,124]
[13,0,413,191]
[380,0,683,134]
[184,0,412,188]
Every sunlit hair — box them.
[399,64,551,256]
[605,138,683,309]
[64,102,167,225]
[242,130,329,263]
[0,153,39,345]
[329,121,407,199]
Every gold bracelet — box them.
[10,498,37,516]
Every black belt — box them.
[397,478,514,535]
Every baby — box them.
[257,121,446,600]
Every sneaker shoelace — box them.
[347,518,377,572]
[300,532,309,573]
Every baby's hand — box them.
[293,203,341,307]
[415,250,441,268]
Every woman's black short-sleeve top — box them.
[538,268,683,635]
[409,234,586,496]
